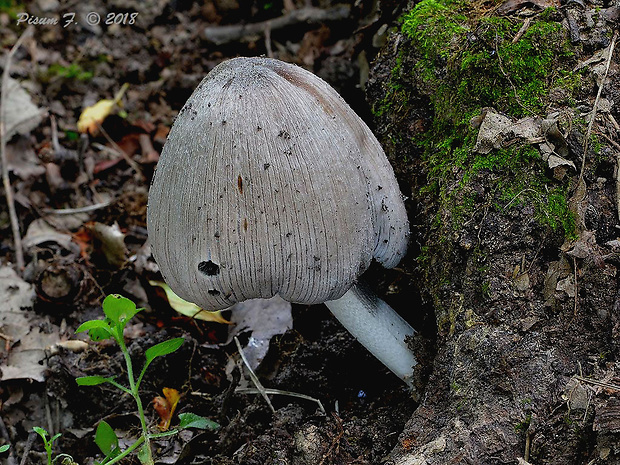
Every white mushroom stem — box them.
[324,282,417,389]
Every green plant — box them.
[32,427,74,465]
[0,444,9,453]
[76,294,218,465]
[47,63,93,81]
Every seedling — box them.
[32,427,75,465]
[76,294,218,465]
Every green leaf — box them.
[76,376,114,386]
[137,443,151,465]
[50,433,62,443]
[178,413,220,431]
[0,444,10,453]
[75,320,112,341]
[75,319,109,333]
[145,338,184,365]
[102,294,141,327]
[32,426,48,439]
[95,421,119,457]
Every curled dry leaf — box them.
[473,109,575,172]
[152,387,181,431]
[88,222,128,268]
[23,218,81,255]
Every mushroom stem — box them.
[324,282,417,389]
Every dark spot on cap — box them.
[237,175,243,194]
[263,163,270,170]
[208,289,221,296]
[243,218,248,231]
[198,260,220,276]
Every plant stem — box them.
[117,337,153,465]
[102,436,145,465]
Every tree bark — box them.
[367,2,620,463]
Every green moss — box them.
[46,63,94,81]
[394,1,579,237]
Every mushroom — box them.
[147,57,417,387]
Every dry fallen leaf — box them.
[0,266,61,382]
[77,83,129,135]
[4,77,45,139]
[89,222,128,268]
[153,387,181,431]
[149,281,231,324]
[23,218,81,255]
[226,296,293,370]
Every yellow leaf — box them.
[153,387,181,431]
[149,280,231,324]
[77,83,129,135]
[77,99,115,134]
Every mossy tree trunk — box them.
[367,1,620,463]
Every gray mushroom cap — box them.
[147,57,409,310]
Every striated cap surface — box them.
[147,57,409,310]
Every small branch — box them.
[580,32,617,183]
[96,124,145,181]
[512,17,531,44]
[0,26,34,273]
[19,432,36,465]
[203,5,351,45]
[235,387,326,415]
[573,256,578,317]
[574,375,620,392]
[42,200,113,215]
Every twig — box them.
[235,387,326,415]
[318,412,344,465]
[42,200,113,215]
[512,17,531,44]
[580,32,617,184]
[575,375,620,392]
[595,131,620,151]
[264,25,273,58]
[234,337,275,413]
[19,432,36,465]
[203,5,351,45]
[0,26,34,273]
[573,256,578,317]
[96,124,145,181]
